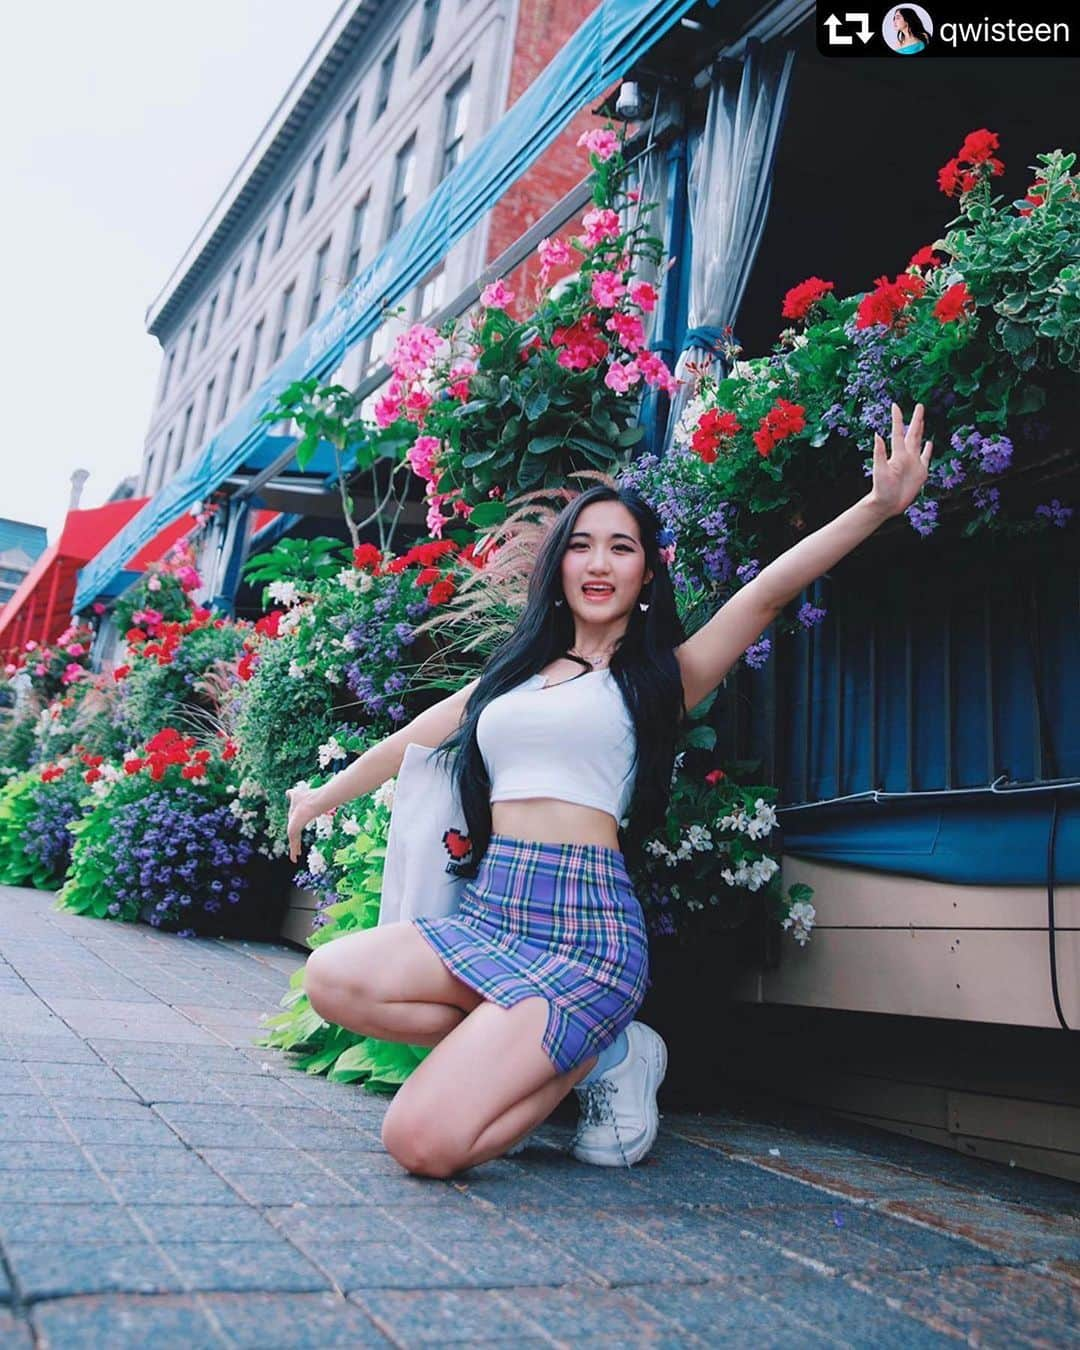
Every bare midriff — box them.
[488,658,623,852]
[490,798,621,851]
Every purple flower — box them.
[797,602,827,629]
[743,637,772,670]
[973,486,1000,516]
[1035,499,1073,528]
[906,499,939,536]
[736,559,760,583]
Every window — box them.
[367,322,392,371]
[200,292,219,350]
[440,71,470,181]
[372,44,397,124]
[418,267,446,317]
[248,228,267,289]
[219,349,239,422]
[180,321,197,375]
[307,238,332,326]
[223,262,242,320]
[159,349,176,405]
[345,195,369,280]
[274,188,295,254]
[194,377,215,450]
[302,148,324,216]
[386,136,416,239]
[177,402,195,468]
[156,430,173,490]
[243,318,265,392]
[272,283,295,363]
[336,98,359,172]
[414,0,440,65]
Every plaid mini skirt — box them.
[413,832,649,1075]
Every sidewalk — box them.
[1,885,1077,1349]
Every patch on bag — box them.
[442,827,472,862]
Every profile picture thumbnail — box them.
[883,5,933,53]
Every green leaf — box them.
[526,435,564,456]
[524,387,550,421]
[467,500,507,529]
[461,446,499,468]
[615,425,645,448]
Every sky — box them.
[0,0,343,545]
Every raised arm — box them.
[675,403,933,710]
[286,675,480,861]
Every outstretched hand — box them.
[869,402,934,518]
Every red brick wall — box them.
[485,0,606,301]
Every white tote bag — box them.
[377,742,471,926]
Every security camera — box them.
[615,81,643,119]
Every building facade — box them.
[0,519,48,613]
[138,0,519,499]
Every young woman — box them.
[892,6,931,52]
[287,402,932,1179]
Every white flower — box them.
[372,778,396,811]
[781,899,817,946]
[356,571,374,593]
[278,609,304,638]
[686,824,713,851]
[287,660,305,679]
[123,750,142,765]
[318,737,347,769]
[326,667,342,685]
[340,815,361,836]
[267,579,301,607]
[313,812,335,839]
[336,568,360,592]
[307,846,327,876]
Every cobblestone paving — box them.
[1,885,1077,1348]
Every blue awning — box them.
[75,0,699,613]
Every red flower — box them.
[1018,177,1048,217]
[145,728,182,753]
[855,272,926,330]
[112,665,131,682]
[222,740,238,761]
[958,128,999,164]
[781,276,834,322]
[254,610,284,639]
[704,769,726,786]
[427,578,456,607]
[181,763,207,780]
[83,768,102,784]
[933,281,973,324]
[690,408,741,463]
[125,628,147,644]
[237,651,257,682]
[123,758,143,775]
[908,246,942,271]
[40,765,65,783]
[415,566,441,585]
[352,543,383,571]
[753,399,806,457]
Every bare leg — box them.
[303,923,485,1046]
[382,997,601,1176]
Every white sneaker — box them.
[570,1021,667,1167]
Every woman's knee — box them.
[303,938,374,1026]
[381,1101,462,1178]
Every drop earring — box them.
[638,600,650,612]
[554,598,564,607]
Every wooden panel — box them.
[947,1092,1080,1154]
[778,855,1080,929]
[733,928,1080,1029]
[278,886,318,950]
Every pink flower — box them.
[61,663,86,685]
[480,278,515,310]
[537,236,573,270]
[92,602,106,615]
[603,361,641,394]
[407,435,441,483]
[581,208,621,247]
[146,575,162,592]
[577,128,619,162]
[635,351,680,394]
[403,387,433,423]
[605,311,646,352]
[176,567,201,592]
[24,641,37,652]
[33,664,47,676]
[389,324,441,380]
[65,644,85,657]
[626,188,641,203]
[3,663,15,677]
[426,496,448,538]
[374,391,404,428]
[448,359,476,400]
[629,281,658,313]
[590,271,626,308]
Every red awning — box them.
[0,499,279,663]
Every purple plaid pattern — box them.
[413,832,649,1074]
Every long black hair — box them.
[895,7,931,44]
[434,484,688,877]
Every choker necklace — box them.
[566,646,615,669]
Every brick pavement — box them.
[0,884,1077,1348]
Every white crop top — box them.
[475,668,637,823]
